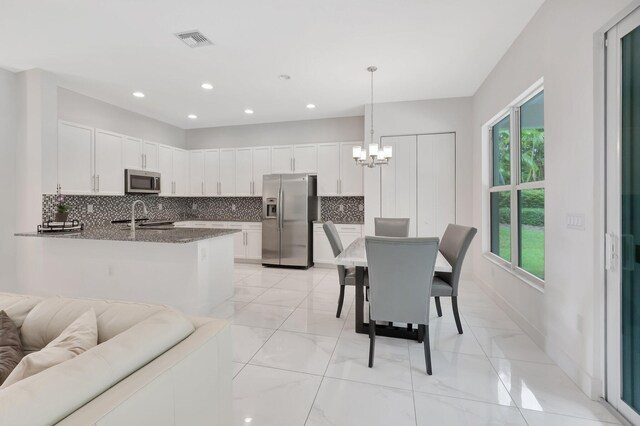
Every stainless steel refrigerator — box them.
[262,174,317,268]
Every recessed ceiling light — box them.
[306,104,316,109]
[244,109,254,114]
[278,74,291,80]
[201,83,213,90]
[188,114,198,119]
[132,91,145,98]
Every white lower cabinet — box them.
[313,223,363,264]
[173,221,262,260]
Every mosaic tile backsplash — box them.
[42,195,364,228]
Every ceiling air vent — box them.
[174,30,213,48]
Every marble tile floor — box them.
[210,264,621,426]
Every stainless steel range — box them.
[261,174,317,268]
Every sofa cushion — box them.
[0,293,43,330]
[20,297,165,352]
[2,309,98,388]
[0,311,23,384]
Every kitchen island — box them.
[15,226,239,315]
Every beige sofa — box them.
[0,292,231,426]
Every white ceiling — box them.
[0,0,544,129]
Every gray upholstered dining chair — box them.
[323,221,368,318]
[374,217,410,237]
[432,224,477,334]
[365,236,440,375]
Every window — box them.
[488,89,545,282]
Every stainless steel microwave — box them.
[125,169,161,194]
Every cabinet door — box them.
[228,225,245,258]
[381,136,417,236]
[313,230,334,264]
[317,143,340,196]
[235,148,253,196]
[142,141,159,171]
[189,151,205,196]
[158,145,174,196]
[94,130,124,195]
[293,144,317,173]
[58,122,94,194]
[340,143,364,196]
[204,150,220,196]
[173,149,189,196]
[123,137,142,170]
[417,133,456,238]
[245,229,262,259]
[219,149,235,196]
[271,145,293,173]
[252,146,271,196]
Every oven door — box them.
[125,170,161,194]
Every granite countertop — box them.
[15,226,240,244]
[313,220,364,225]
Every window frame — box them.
[486,82,545,289]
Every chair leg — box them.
[452,296,463,334]
[336,285,345,318]
[417,324,424,343]
[423,324,432,375]
[435,297,443,317]
[368,320,376,368]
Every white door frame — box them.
[605,6,640,424]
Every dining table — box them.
[334,237,453,341]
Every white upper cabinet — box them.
[235,148,253,196]
[58,121,94,195]
[189,150,205,196]
[219,149,235,196]
[316,142,363,196]
[94,129,124,195]
[339,142,363,196]
[317,143,340,196]
[158,145,174,196]
[142,141,159,171]
[271,145,293,173]
[252,146,271,196]
[172,148,189,196]
[293,144,317,173]
[204,150,220,196]
[123,136,143,170]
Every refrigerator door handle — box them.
[278,185,284,230]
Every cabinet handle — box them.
[218,181,221,195]
[293,158,296,171]
[339,179,342,194]
[96,175,100,192]
[290,158,293,171]
[243,231,247,246]
[201,182,204,195]
[337,180,339,194]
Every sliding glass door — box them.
[606,7,640,424]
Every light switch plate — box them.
[567,214,585,230]
[339,204,345,212]
[87,204,93,213]
[157,203,163,211]
[232,204,237,211]
[192,203,198,210]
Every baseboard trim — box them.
[475,277,601,400]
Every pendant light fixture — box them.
[353,66,392,167]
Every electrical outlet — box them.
[87,204,93,213]
[192,203,198,210]
[339,204,344,212]
[157,203,163,211]
[358,203,364,212]
[232,204,237,211]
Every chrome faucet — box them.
[131,200,148,237]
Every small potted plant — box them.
[54,189,70,223]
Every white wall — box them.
[470,0,630,398]
[0,68,18,288]
[362,98,474,239]
[186,116,364,149]
[58,88,187,148]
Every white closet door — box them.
[204,150,220,196]
[417,133,456,238]
[235,148,253,196]
[252,146,271,196]
[381,136,417,236]
[317,143,340,195]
